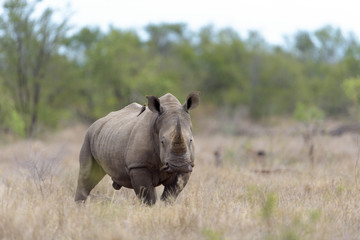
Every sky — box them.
[21,0,360,44]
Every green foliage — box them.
[201,228,224,240]
[261,192,279,239]
[279,210,322,240]
[0,79,25,136]
[78,28,183,120]
[261,193,278,221]
[260,197,322,240]
[342,77,360,104]
[341,77,360,119]
[309,209,321,222]
[293,102,325,123]
[0,0,69,136]
[1,1,360,136]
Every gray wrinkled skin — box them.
[75,92,200,205]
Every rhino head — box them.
[146,92,200,173]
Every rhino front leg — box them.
[161,173,190,203]
[130,168,157,205]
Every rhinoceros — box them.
[75,92,200,205]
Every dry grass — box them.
[1,124,360,239]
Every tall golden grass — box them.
[1,124,360,239]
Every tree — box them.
[197,26,249,106]
[314,25,346,64]
[0,77,25,136]
[65,27,102,65]
[76,28,180,121]
[294,31,316,61]
[145,23,187,56]
[0,0,69,136]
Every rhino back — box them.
[87,103,145,178]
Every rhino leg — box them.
[161,173,190,203]
[129,168,157,205]
[75,135,105,202]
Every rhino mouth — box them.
[160,162,193,173]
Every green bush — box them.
[342,77,360,119]
[293,102,325,123]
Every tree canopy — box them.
[1,0,360,136]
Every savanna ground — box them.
[1,121,360,240]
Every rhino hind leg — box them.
[75,135,105,202]
[129,168,157,205]
[75,158,105,202]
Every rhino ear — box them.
[146,95,163,114]
[183,92,200,112]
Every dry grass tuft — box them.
[1,124,360,239]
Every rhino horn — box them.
[171,118,187,155]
